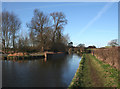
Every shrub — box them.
[91,47,120,70]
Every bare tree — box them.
[2,11,12,53]
[29,29,35,47]
[27,9,69,52]
[50,12,67,43]
[18,37,23,52]
[10,12,21,52]
[18,35,29,53]
[42,27,53,50]
[108,39,118,47]
[62,34,70,45]
[77,44,85,48]
[2,11,21,53]
[27,9,50,51]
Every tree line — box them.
[1,9,69,53]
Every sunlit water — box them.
[2,54,81,87]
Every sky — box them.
[2,2,118,47]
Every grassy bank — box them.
[68,53,120,88]
[68,54,92,88]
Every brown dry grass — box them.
[92,47,120,70]
[8,52,28,56]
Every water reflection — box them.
[2,54,81,87]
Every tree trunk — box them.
[2,39,5,53]
[13,35,15,53]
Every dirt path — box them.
[86,54,104,87]
[69,54,119,88]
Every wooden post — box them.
[44,52,47,58]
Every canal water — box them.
[2,54,81,87]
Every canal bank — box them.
[68,54,120,88]
[2,52,66,60]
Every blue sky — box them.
[2,2,118,47]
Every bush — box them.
[91,47,120,70]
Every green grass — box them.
[81,54,93,87]
[68,53,120,88]
[68,54,93,89]
[88,54,119,87]
[68,54,85,89]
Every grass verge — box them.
[68,53,120,88]
[88,54,119,87]
[68,54,93,89]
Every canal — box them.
[2,54,81,87]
